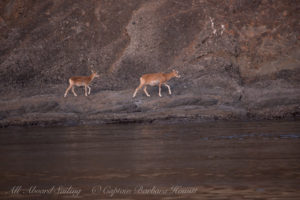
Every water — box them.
[0,121,300,199]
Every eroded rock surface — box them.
[0,0,299,127]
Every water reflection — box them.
[0,121,300,199]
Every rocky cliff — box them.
[0,0,299,127]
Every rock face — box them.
[0,0,299,127]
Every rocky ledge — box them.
[0,87,299,127]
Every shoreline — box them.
[1,109,298,128]
[1,89,299,128]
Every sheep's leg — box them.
[133,84,144,97]
[143,86,150,97]
[164,83,172,95]
[72,86,77,96]
[84,85,89,96]
[158,83,162,97]
[64,84,72,97]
